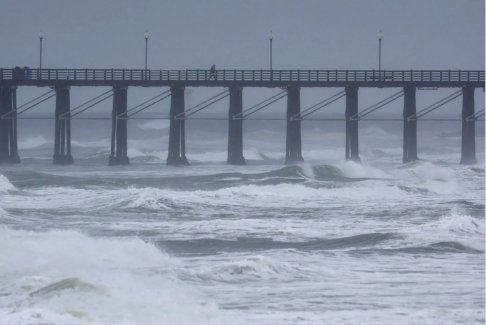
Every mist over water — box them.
[0,117,484,324]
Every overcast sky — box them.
[1,0,484,70]
[0,0,484,114]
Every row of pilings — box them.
[0,84,478,166]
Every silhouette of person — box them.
[23,66,30,80]
[13,66,21,79]
[209,64,216,80]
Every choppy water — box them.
[0,118,484,324]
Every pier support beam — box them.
[0,86,20,163]
[286,86,303,164]
[167,85,188,165]
[460,86,476,164]
[53,85,74,165]
[345,86,360,162]
[227,86,245,165]
[109,85,129,166]
[402,86,418,163]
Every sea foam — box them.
[0,175,15,193]
[0,227,232,325]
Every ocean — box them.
[0,113,484,324]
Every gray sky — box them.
[0,0,484,69]
[0,0,484,114]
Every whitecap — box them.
[18,136,49,149]
[0,175,15,193]
[0,228,232,325]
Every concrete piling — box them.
[109,85,129,165]
[285,85,304,164]
[167,85,189,165]
[53,85,74,165]
[227,86,245,165]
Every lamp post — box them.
[38,31,44,69]
[144,31,149,70]
[268,30,273,71]
[377,30,383,73]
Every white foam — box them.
[126,147,146,158]
[186,182,409,208]
[0,227,231,325]
[0,180,412,212]
[398,161,455,180]
[18,136,49,149]
[71,139,109,148]
[184,255,305,283]
[124,187,173,210]
[360,126,399,138]
[139,120,170,130]
[297,163,316,179]
[0,175,15,193]
[393,210,485,251]
[335,160,390,178]
[299,148,344,163]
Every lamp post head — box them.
[144,31,150,40]
[268,30,273,41]
[377,30,384,41]
[38,31,44,40]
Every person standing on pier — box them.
[209,64,216,80]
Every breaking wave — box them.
[0,175,15,193]
[0,227,230,325]
[18,136,50,149]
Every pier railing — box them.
[0,68,484,83]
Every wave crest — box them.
[0,175,15,193]
[0,228,229,325]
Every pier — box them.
[0,68,484,165]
